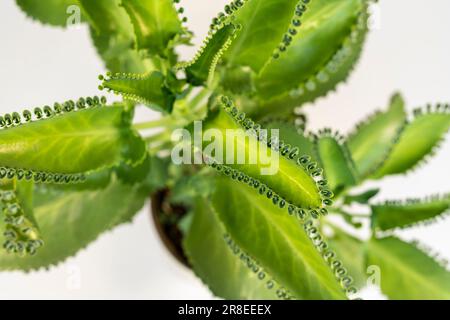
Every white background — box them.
[0,0,449,299]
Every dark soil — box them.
[150,189,190,267]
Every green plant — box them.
[1,0,449,299]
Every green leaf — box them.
[184,197,278,299]
[371,195,450,231]
[120,0,184,57]
[225,0,300,73]
[255,0,367,100]
[373,106,450,178]
[0,176,150,271]
[343,188,379,205]
[348,93,406,178]
[80,0,132,34]
[211,178,349,300]
[367,236,450,300]
[16,0,82,27]
[0,102,146,175]
[79,0,151,73]
[202,97,330,213]
[181,23,238,86]
[240,0,368,119]
[101,72,175,113]
[314,132,357,193]
[327,225,366,289]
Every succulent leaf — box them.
[212,177,352,300]
[79,0,151,73]
[224,0,301,73]
[0,98,146,175]
[202,97,332,217]
[313,130,357,193]
[371,195,450,232]
[255,0,366,98]
[240,0,369,118]
[120,0,184,57]
[367,236,450,300]
[348,93,407,178]
[179,23,239,86]
[0,177,150,271]
[101,72,175,113]
[183,198,278,299]
[16,0,83,27]
[343,188,379,205]
[372,104,450,178]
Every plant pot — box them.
[150,189,190,268]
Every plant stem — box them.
[133,117,173,130]
[189,88,211,111]
[144,131,171,144]
[332,207,369,218]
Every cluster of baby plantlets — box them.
[204,95,333,221]
[0,96,111,186]
[0,96,106,128]
[1,186,43,256]
[176,23,240,86]
[0,168,85,185]
[99,72,175,112]
[3,0,449,300]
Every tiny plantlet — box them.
[2,0,449,300]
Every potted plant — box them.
[1,0,449,300]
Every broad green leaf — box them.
[255,0,366,99]
[225,0,299,73]
[238,1,368,119]
[328,225,366,289]
[373,108,450,178]
[202,98,327,211]
[184,197,278,299]
[348,93,406,178]
[79,0,151,73]
[80,0,131,34]
[120,0,183,56]
[0,177,150,271]
[211,178,347,299]
[0,105,146,174]
[314,133,357,192]
[367,237,450,300]
[343,188,379,205]
[371,195,450,231]
[101,72,175,113]
[183,24,238,86]
[16,0,82,27]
